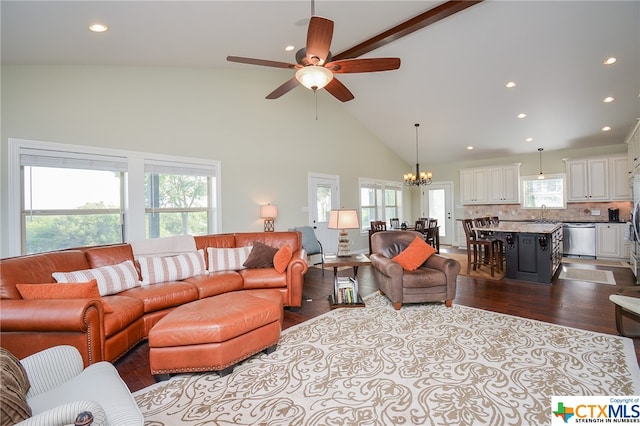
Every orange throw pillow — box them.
[15,279,114,313]
[392,236,436,271]
[273,245,293,274]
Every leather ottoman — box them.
[148,290,283,380]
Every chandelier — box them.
[404,123,433,186]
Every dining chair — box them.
[425,219,438,248]
[390,218,400,229]
[369,221,387,254]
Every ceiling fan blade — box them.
[227,56,297,70]
[306,16,334,65]
[266,78,300,99]
[324,77,354,102]
[325,58,401,73]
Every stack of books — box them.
[334,276,358,304]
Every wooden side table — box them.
[323,253,371,279]
[324,254,370,309]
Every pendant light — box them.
[403,123,433,186]
[537,148,545,180]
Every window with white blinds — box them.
[359,179,403,231]
[20,149,127,254]
[8,138,220,255]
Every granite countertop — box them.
[461,219,628,224]
[473,221,563,234]
[500,219,628,224]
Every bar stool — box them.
[489,216,505,269]
[462,219,500,277]
[472,218,503,273]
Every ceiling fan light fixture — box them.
[295,66,333,91]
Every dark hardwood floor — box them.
[116,247,640,393]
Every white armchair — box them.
[4,345,143,426]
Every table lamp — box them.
[328,209,360,257]
[260,204,278,232]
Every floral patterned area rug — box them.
[134,293,640,425]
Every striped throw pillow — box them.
[207,246,252,272]
[138,250,206,285]
[52,260,140,296]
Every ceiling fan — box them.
[226,13,401,102]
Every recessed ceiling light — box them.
[285,45,295,52]
[525,137,533,142]
[602,126,612,131]
[603,96,615,103]
[604,57,617,65]
[505,81,516,88]
[466,146,474,150]
[88,23,108,33]
[517,113,527,119]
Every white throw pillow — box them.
[137,250,206,285]
[52,260,140,296]
[207,246,252,272]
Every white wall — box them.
[2,65,630,257]
[0,65,412,256]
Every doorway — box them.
[308,173,340,253]
[421,181,455,245]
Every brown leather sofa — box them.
[370,231,459,309]
[0,232,307,367]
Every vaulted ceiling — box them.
[2,1,639,165]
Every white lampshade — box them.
[295,66,333,91]
[260,204,278,219]
[328,209,360,230]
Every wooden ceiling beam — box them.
[333,0,484,61]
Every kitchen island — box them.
[473,221,563,284]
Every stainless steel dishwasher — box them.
[562,222,596,257]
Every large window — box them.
[145,161,216,238]
[9,139,220,255]
[21,152,126,254]
[521,174,566,209]
[359,179,403,231]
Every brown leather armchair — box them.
[370,231,460,310]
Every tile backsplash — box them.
[462,201,632,222]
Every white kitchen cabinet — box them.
[488,164,520,204]
[566,158,609,201]
[609,155,631,200]
[626,118,640,173]
[460,168,488,204]
[461,164,520,205]
[596,223,629,259]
